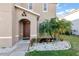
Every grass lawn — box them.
[25,35,79,56]
[26,50,78,56]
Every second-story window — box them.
[43,3,48,12]
[28,3,32,10]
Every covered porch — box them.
[12,4,40,45]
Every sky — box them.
[56,3,79,16]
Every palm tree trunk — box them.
[49,30,53,38]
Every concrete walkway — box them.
[0,40,30,56]
[9,40,29,56]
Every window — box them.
[28,3,32,10]
[43,3,48,12]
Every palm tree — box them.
[39,17,71,41]
[49,18,59,40]
[39,19,53,38]
[58,19,72,41]
[39,18,59,40]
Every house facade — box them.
[0,3,56,48]
[58,9,79,35]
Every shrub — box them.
[30,38,37,46]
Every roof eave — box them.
[14,4,40,17]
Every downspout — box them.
[37,16,40,42]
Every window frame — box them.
[42,3,48,12]
[28,3,32,10]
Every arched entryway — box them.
[19,19,30,40]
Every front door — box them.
[23,20,30,40]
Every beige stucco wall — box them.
[21,3,56,23]
[33,3,56,23]
[0,3,13,47]
[11,4,19,46]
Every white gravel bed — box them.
[29,41,71,51]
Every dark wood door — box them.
[23,21,30,37]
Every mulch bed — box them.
[38,38,56,43]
